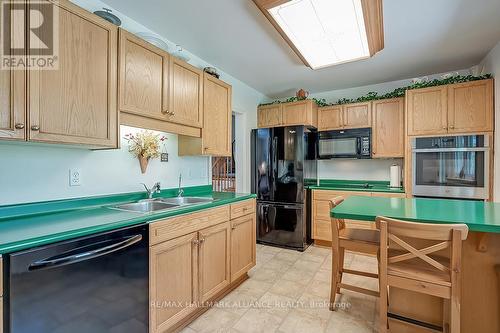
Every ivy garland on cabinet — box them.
[259,74,492,108]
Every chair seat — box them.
[387,251,451,286]
[339,228,379,244]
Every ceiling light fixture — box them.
[253,0,384,70]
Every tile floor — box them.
[183,244,379,333]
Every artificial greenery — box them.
[259,74,492,107]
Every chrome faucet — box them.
[142,182,161,199]
[178,174,184,197]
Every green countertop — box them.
[331,196,500,233]
[307,179,405,193]
[0,185,255,254]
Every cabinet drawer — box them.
[313,189,371,201]
[150,206,230,245]
[230,199,256,219]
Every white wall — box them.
[318,159,403,182]
[479,41,500,201]
[0,126,210,205]
[0,0,266,205]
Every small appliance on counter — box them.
[412,134,490,200]
[317,128,371,159]
[251,126,317,251]
[390,164,402,188]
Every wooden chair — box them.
[376,216,468,333]
[329,196,380,311]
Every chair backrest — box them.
[329,196,346,250]
[377,216,468,276]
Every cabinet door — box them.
[343,102,372,129]
[406,86,447,136]
[119,29,169,120]
[258,104,282,128]
[0,0,25,140]
[312,190,374,242]
[169,57,203,128]
[448,79,493,133]
[199,222,231,303]
[230,214,256,282]
[372,98,404,158]
[282,100,308,125]
[28,0,118,147]
[203,74,232,156]
[150,232,199,333]
[318,106,343,131]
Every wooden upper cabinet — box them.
[282,100,317,127]
[318,105,343,131]
[372,98,404,158]
[199,222,231,303]
[257,100,317,128]
[178,74,232,156]
[169,57,203,128]
[406,86,448,136]
[258,104,282,128]
[230,213,256,282]
[0,0,25,141]
[118,29,169,120]
[27,0,118,148]
[343,102,371,129]
[202,74,232,156]
[150,232,199,333]
[448,79,493,133]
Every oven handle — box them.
[412,147,489,153]
[28,234,143,271]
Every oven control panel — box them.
[361,136,371,156]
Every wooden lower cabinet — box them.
[150,232,199,333]
[150,200,256,333]
[199,222,231,302]
[312,189,406,242]
[230,214,256,282]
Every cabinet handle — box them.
[199,238,205,244]
[192,239,199,245]
[15,123,25,129]
[31,125,40,131]
[450,125,455,129]
[232,226,236,230]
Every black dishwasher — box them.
[3,224,149,333]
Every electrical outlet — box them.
[69,168,82,186]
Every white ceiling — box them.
[103,0,500,98]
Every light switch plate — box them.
[69,168,82,186]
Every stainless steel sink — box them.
[111,196,214,214]
[158,197,214,205]
[113,201,180,213]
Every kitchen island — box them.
[332,196,500,333]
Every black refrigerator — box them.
[251,126,317,251]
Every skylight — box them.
[254,0,384,70]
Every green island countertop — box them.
[0,185,256,254]
[307,179,405,193]
[331,195,500,233]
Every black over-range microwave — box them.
[317,128,371,159]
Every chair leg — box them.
[337,248,345,294]
[449,295,460,333]
[379,284,388,333]
[443,299,450,333]
[330,249,340,311]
